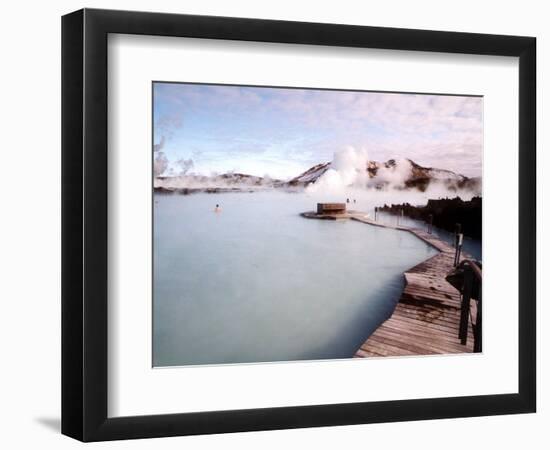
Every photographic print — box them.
[152,82,483,367]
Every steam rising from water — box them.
[154,143,480,204]
[153,136,165,153]
[176,158,194,175]
[305,146,478,202]
[305,147,416,194]
[374,158,412,188]
[153,152,168,177]
[306,147,369,194]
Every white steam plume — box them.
[306,146,369,194]
[153,136,165,153]
[154,152,168,177]
[372,158,413,189]
[176,158,194,176]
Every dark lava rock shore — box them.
[378,197,482,239]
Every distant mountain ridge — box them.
[288,158,481,192]
[154,158,481,194]
[154,172,285,194]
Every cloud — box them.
[153,83,483,178]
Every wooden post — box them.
[454,233,463,266]
[474,281,482,352]
[454,223,463,266]
[459,265,473,345]
[427,214,433,234]
[374,207,377,221]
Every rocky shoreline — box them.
[154,186,258,195]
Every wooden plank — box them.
[391,305,460,324]
[389,309,472,337]
[365,334,439,355]
[360,337,421,356]
[372,326,472,353]
[381,312,470,337]
[388,309,462,332]
[392,305,470,330]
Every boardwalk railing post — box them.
[459,265,473,345]
[474,280,482,352]
[454,223,463,266]
[427,213,433,234]
[374,207,377,222]
[454,233,463,266]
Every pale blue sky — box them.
[153,82,482,180]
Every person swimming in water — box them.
[214,204,221,213]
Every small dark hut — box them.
[317,203,346,214]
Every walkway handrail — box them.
[457,260,482,352]
[463,259,482,281]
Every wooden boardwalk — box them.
[302,211,475,357]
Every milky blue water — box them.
[153,191,438,367]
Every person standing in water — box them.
[214,204,221,213]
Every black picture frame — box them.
[62,8,536,442]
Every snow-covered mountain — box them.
[287,162,331,185]
[288,158,480,192]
